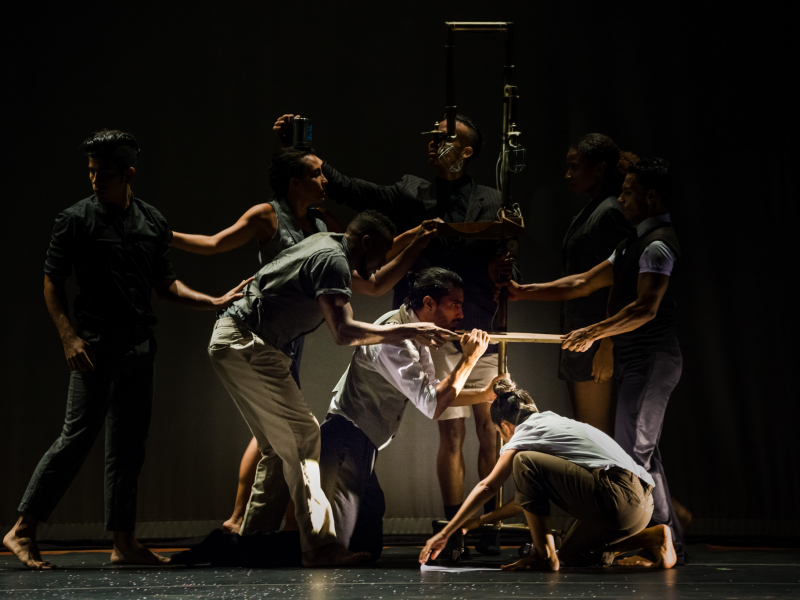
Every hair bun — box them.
[493,377,515,396]
[618,151,640,176]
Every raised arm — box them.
[273,113,405,216]
[351,220,438,297]
[317,293,450,347]
[44,274,95,372]
[171,204,277,255]
[561,271,671,352]
[419,449,518,563]
[502,259,615,302]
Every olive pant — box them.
[513,451,653,567]
[208,317,337,553]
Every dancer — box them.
[561,134,635,434]
[3,130,250,570]
[420,380,677,571]
[500,157,686,564]
[321,268,506,561]
[274,113,515,554]
[171,146,437,533]
[208,210,452,567]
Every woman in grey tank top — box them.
[171,148,437,534]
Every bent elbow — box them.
[332,327,357,346]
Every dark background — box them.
[1,1,795,538]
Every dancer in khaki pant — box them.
[209,210,451,567]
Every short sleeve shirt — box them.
[502,412,655,486]
[607,214,676,276]
[45,195,176,338]
[299,248,353,300]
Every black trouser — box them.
[319,415,385,561]
[513,452,654,567]
[615,340,685,562]
[19,334,156,531]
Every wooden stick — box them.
[445,332,562,344]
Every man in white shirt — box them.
[320,267,502,560]
[420,380,677,571]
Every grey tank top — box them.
[259,198,328,265]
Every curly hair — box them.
[490,378,539,426]
[628,157,673,203]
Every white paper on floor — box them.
[420,564,502,573]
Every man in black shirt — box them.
[273,113,515,554]
[3,130,250,570]
[500,158,685,565]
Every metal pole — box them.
[445,24,456,139]
[441,19,518,533]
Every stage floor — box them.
[2,544,798,599]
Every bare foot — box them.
[111,542,171,566]
[615,525,676,569]
[222,517,242,535]
[302,543,370,567]
[617,555,655,567]
[3,524,56,570]
[502,552,559,572]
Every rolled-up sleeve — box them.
[370,341,439,419]
[303,250,352,299]
[44,212,74,277]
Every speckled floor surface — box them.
[1,544,798,599]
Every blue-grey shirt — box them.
[502,411,655,487]
[223,232,352,352]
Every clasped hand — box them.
[560,327,596,352]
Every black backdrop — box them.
[1,1,795,538]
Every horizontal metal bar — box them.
[446,21,511,32]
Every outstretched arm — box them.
[561,271,670,352]
[171,204,277,255]
[420,449,517,563]
[153,277,253,310]
[461,499,523,533]
[501,260,614,302]
[351,220,438,297]
[318,293,451,347]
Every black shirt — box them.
[45,195,177,341]
[435,176,472,223]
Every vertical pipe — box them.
[445,24,456,138]
[495,23,515,523]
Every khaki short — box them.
[431,342,501,420]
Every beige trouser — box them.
[208,317,336,552]
[431,342,500,419]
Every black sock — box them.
[444,504,463,521]
[483,497,497,515]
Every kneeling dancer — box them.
[420,380,677,571]
[320,268,503,561]
[209,210,449,567]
